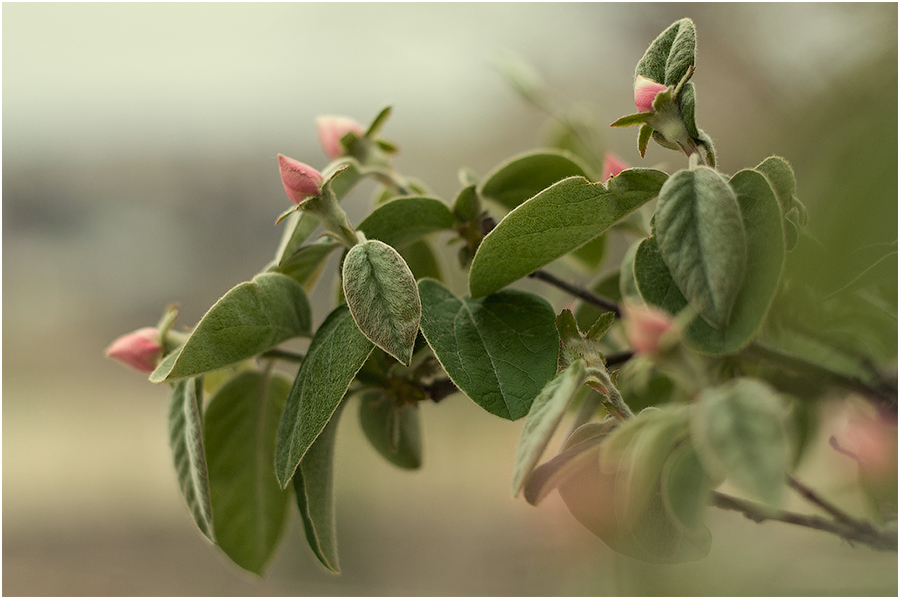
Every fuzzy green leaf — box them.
[691,378,789,506]
[654,166,747,329]
[342,239,421,365]
[204,371,292,575]
[151,273,313,382]
[273,211,319,266]
[271,238,341,292]
[418,279,559,420]
[469,169,668,298]
[510,359,588,497]
[293,398,347,573]
[358,390,423,469]
[275,304,374,488]
[635,18,697,87]
[357,196,455,249]
[478,149,592,211]
[168,377,214,541]
[635,169,785,355]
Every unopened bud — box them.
[105,327,163,373]
[623,302,676,355]
[634,75,668,113]
[601,152,629,181]
[316,115,364,159]
[278,154,324,205]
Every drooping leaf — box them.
[635,169,785,355]
[418,279,559,420]
[635,17,697,87]
[653,166,747,329]
[358,390,423,469]
[478,149,593,211]
[510,359,588,497]
[691,377,789,506]
[168,377,214,541]
[469,169,668,298]
[342,239,421,365]
[357,196,455,249]
[275,304,374,488]
[150,273,313,382]
[293,398,347,573]
[204,371,292,575]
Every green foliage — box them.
[635,17,696,86]
[418,279,559,420]
[478,149,592,211]
[357,196,455,249]
[151,273,312,382]
[275,304,374,488]
[204,371,292,575]
[358,390,423,469]
[469,169,668,298]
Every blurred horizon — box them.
[4,3,897,595]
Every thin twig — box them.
[711,491,897,552]
[528,269,621,316]
[787,474,859,526]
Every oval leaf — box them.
[418,279,559,420]
[204,371,292,575]
[469,169,668,298]
[275,304,374,488]
[168,377,214,541]
[357,196,454,249]
[511,359,588,497]
[691,377,789,506]
[478,149,592,211]
[342,239,421,365]
[150,273,313,382]
[293,398,347,573]
[634,169,785,354]
[358,390,423,469]
[635,17,696,87]
[654,166,747,329]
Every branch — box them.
[528,269,621,316]
[711,491,897,552]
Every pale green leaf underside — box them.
[275,304,374,488]
[204,371,292,575]
[510,359,587,497]
[469,169,668,298]
[418,279,559,421]
[358,390,423,470]
[168,377,214,541]
[654,166,746,329]
[478,149,592,211]
[635,169,785,355]
[151,273,313,382]
[342,239,421,365]
[293,398,347,573]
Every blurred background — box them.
[4,3,897,595]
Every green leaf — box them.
[357,196,455,249]
[635,18,696,87]
[469,169,668,298]
[418,279,559,420]
[575,270,622,333]
[661,440,713,531]
[168,377,214,541]
[478,149,592,211]
[271,238,341,292]
[358,390,423,469]
[293,398,347,573]
[654,166,747,329]
[342,239,421,365]
[453,183,482,222]
[753,155,797,215]
[569,234,607,271]
[638,124,653,157]
[273,211,319,266]
[635,169,785,354]
[150,273,313,382]
[275,304,374,488]
[523,420,615,506]
[204,371,292,575]
[691,377,789,506]
[610,112,653,128]
[510,359,588,497]
[399,239,443,281]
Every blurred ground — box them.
[3,3,897,595]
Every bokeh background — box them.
[4,3,897,595]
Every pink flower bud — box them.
[601,152,629,181]
[634,75,668,113]
[316,115,364,159]
[105,327,163,373]
[623,302,676,355]
[278,154,324,205]
[841,410,898,479]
